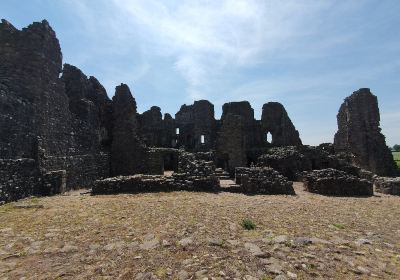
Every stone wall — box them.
[261,102,302,146]
[41,153,110,189]
[334,88,397,176]
[221,101,262,149]
[0,20,112,202]
[301,168,373,196]
[215,101,264,175]
[175,100,216,151]
[138,108,178,149]
[139,106,164,147]
[111,84,146,176]
[235,167,295,195]
[374,177,400,195]
[0,159,40,204]
[162,113,176,147]
[62,63,113,152]
[92,173,220,195]
[216,114,247,175]
[0,19,70,160]
[42,170,67,196]
[256,145,361,181]
[145,148,179,175]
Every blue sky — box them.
[2,0,399,146]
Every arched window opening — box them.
[266,132,272,143]
[200,135,205,144]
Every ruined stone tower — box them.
[334,88,397,176]
[111,84,146,176]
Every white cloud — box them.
[60,0,399,145]
[99,0,341,100]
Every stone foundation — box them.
[41,153,110,189]
[235,167,294,195]
[301,169,373,196]
[256,146,361,181]
[374,177,400,195]
[92,174,219,195]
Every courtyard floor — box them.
[1,183,399,279]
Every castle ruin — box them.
[0,20,398,203]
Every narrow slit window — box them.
[200,135,205,144]
[176,128,179,135]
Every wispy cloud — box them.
[67,0,347,98]
[56,0,399,145]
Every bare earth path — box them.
[1,183,399,279]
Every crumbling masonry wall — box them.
[0,20,112,203]
[175,100,216,151]
[0,159,40,203]
[261,102,302,146]
[111,84,146,176]
[216,101,263,175]
[334,88,397,176]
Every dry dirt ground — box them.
[1,183,400,280]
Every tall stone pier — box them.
[334,88,397,176]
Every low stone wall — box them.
[257,146,364,181]
[256,146,312,180]
[178,150,215,176]
[301,168,373,196]
[374,177,400,195]
[235,167,295,195]
[146,149,164,175]
[42,153,110,189]
[0,158,41,204]
[145,148,179,175]
[42,170,67,196]
[92,150,220,195]
[92,173,219,195]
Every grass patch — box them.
[332,223,345,230]
[155,267,168,278]
[241,218,256,230]
[393,152,400,168]
[0,202,15,213]
[28,197,40,204]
